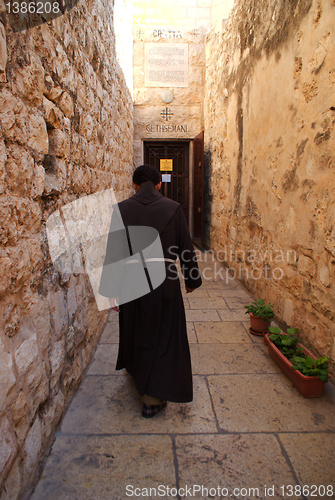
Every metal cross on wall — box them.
[160,108,174,121]
[190,29,200,38]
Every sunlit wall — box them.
[114,0,134,95]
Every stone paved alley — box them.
[30,254,335,500]
[2,0,335,496]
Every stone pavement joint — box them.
[30,254,335,500]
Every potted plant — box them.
[244,298,274,335]
[265,327,330,398]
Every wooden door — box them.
[144,141,189,223]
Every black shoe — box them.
[142,402,167,418]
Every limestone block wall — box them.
[204,0,335,363]
[134,0,212,31]
[0,0,133,496]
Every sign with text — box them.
[145,43,188,88]
[146,124,188,133]
[160,159,173,171]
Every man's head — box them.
[132,165,161,190]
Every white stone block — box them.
[48,129,70,158]
[319,264,331,287]
[0,341,16,413]
[27,114,49,154]
[0,417,16,477]
[187,6,211,20]
[50,341,65,387]
[57,91,74,118]
[67,279,78,321]
[42,96,63,130]
[14,334,38,376]
[23,417,42,476]
[49,290,68,338]
[2,457,21,500]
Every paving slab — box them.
[278,433,335,496]
[60,375,217,435]
[224,296,253,308]
[186,309,221,322]
[99,319,119,344]
[218,308,249,321]
[207,288,252,298]
[194,321,253,344]
[190,344,280,375]
[187,322,198,343]
[31,435,177,500]
[86,344,119,376]
[176,434,301,500]
[107,310,119,323]
[188,297,228,309]
[189,297,228,309]
[201,279,242,290]
[208,374,335,433]
[183,288,209,298]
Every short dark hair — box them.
[133,165,161,186]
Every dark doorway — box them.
[144,141,189,222]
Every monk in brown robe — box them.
[99,165,202,417]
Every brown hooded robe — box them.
[100,181,202,402]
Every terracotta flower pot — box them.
[265,333,330,398]
[249,313,271,335]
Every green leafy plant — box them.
[267,327,329,382]
[244,299,274,320]
[291,355,330,383]
[268,327,301,358]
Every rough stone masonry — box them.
[0,0,133,496]
[204,0,335,365]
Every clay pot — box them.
[265,334,330,398]
[249,313,271,335]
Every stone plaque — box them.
[145,43,188,88]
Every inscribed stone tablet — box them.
[145,43,188,88]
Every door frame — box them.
[141,136,203,242]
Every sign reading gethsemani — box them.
[145,43,188,88]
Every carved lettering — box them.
[146,124,188,133]
[145,43,188,88]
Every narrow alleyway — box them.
[30,254,335,500]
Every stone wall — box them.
[0,0,133,496]
[204,0,335,363]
